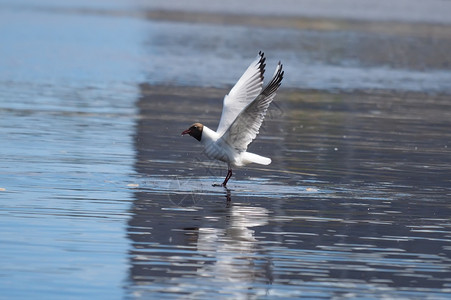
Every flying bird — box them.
[182,52,284,187]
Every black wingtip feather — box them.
[261,62,284,96]
[257,52,266,80]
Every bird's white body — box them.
[182,52,283,186]
[200,125,271,168]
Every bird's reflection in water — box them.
[196,189,272,284]
[127,188,273,297]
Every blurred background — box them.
[1,0,451,299]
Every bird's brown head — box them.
[181,123,203,142]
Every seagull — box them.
[182,51,284,187]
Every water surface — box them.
[1,1,451,299]
[129,86,451,298]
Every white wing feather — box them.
[220,62,284,152]
[216,52,266,136]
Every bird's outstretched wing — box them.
[216,52,266,136]
[220,62,284,152]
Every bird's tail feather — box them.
[241,152,271,165]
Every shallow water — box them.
[1,1,451,299]
[130,86,451,299]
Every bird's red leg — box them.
[222,169,232,187]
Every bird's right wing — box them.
[216,52,266,136]
[220,62,284,152]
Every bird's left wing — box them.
[220,62,284,152]
[216,52,266,136]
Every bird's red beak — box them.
[181,129,191,136]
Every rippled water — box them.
[1,1,451,299]
[130,86,451,299]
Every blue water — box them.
[0,2,142,298]
[1,1,451,299]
